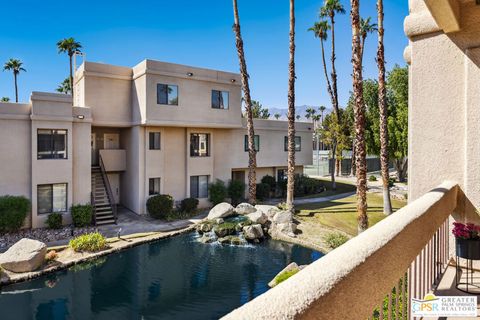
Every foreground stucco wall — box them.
[406,0,480,209]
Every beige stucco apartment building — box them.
[0,59,313,228]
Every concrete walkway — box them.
[46,207,207,247]
[264,192,356,206]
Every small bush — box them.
[369,175,377,182]
[256,183,271,201]
[209,179,228,205]
[147,194,174,219]
[261,175,276,191]
[71,204,93,227]
[46,213,63,229]
[45,250,58,262]
[0,195,30,232]
[325,232,349,249]
[388,177,396,188]
[180,198,199,213]
[228,180,245,206]
[69,232,107,252]
[274,269,299,285]
[165,210,198,222]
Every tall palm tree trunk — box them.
[377,0,392,215]
[14,73,18,103]
[330,14,340,118]
[320,41,335,112]
[286,0,296,211]
[350,138,356,176]
[331,141,337,189]
[232,0,257,204]
[351,0,368,233]
[69,54,74,100]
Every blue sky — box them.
[0,0,408,109]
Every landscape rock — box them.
[0,238,47,273]
[255,205,280,218]
[268,262,300,288]
[272,210,293,224]
[218,236,245,246]
[246,211,268,225]
[199,234,216,244]
[243,224,264,241]
[196,222,213,234]
[214,223,236,238]
[216,218,224,225]
[276,222,297,237]
[207,203,235,220]
[235,203,257,215]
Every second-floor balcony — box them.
[222,181,477,319]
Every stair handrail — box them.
[90,191,97,226]
[99,154,118,223]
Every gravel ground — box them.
[0,226,97,252]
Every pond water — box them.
[0,232,323,320]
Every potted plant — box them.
[453,222,480,260]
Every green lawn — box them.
[296,193,407,235]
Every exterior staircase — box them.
[91,166,116,226]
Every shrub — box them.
[209,179,228,205]
[147,194,174,219]
[256,183,271,201]
[261,175,276,191]
[228,180,245,206]
[69,232,107,252]
[0,195,30,232]
[71,204,93,227]
[388,177,396,188]
[46,213,63,229]
[165,209,198,222]
[180,198,199,213]
[324,232,349,249]
[45,250,58,262]
[294,174,325,196]
[369,175,377,182]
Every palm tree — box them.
[56,77,72,94]
[350,18,377,177]
[308,21,335,116]
[274,113,281,120]
[1,97,10,102]
[377,0,392,215]
[351,0,368,233]
[286,0,296,211]
[57,38,82,99]
[305,107,316,122]
[321,0,345,118]
[3,59,26,103]
[360,17,378,62]
[296,114,301,120]
[232,0,257,204]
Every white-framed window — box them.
[211,90,229,109]
[149,132,161,150]
[190,175,209,198]
[190,133,210,157]
[157,84,178,105]
[37,129,67,159]
[37,183,67,214]
[149,178,161,195]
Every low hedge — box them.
[69,232,107,252]
[147,194,174,219]
[46,212,63,229]
[209,180,228,205]
[0,195,30,232]
[180,198,199,214]
[71,204,93,227]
